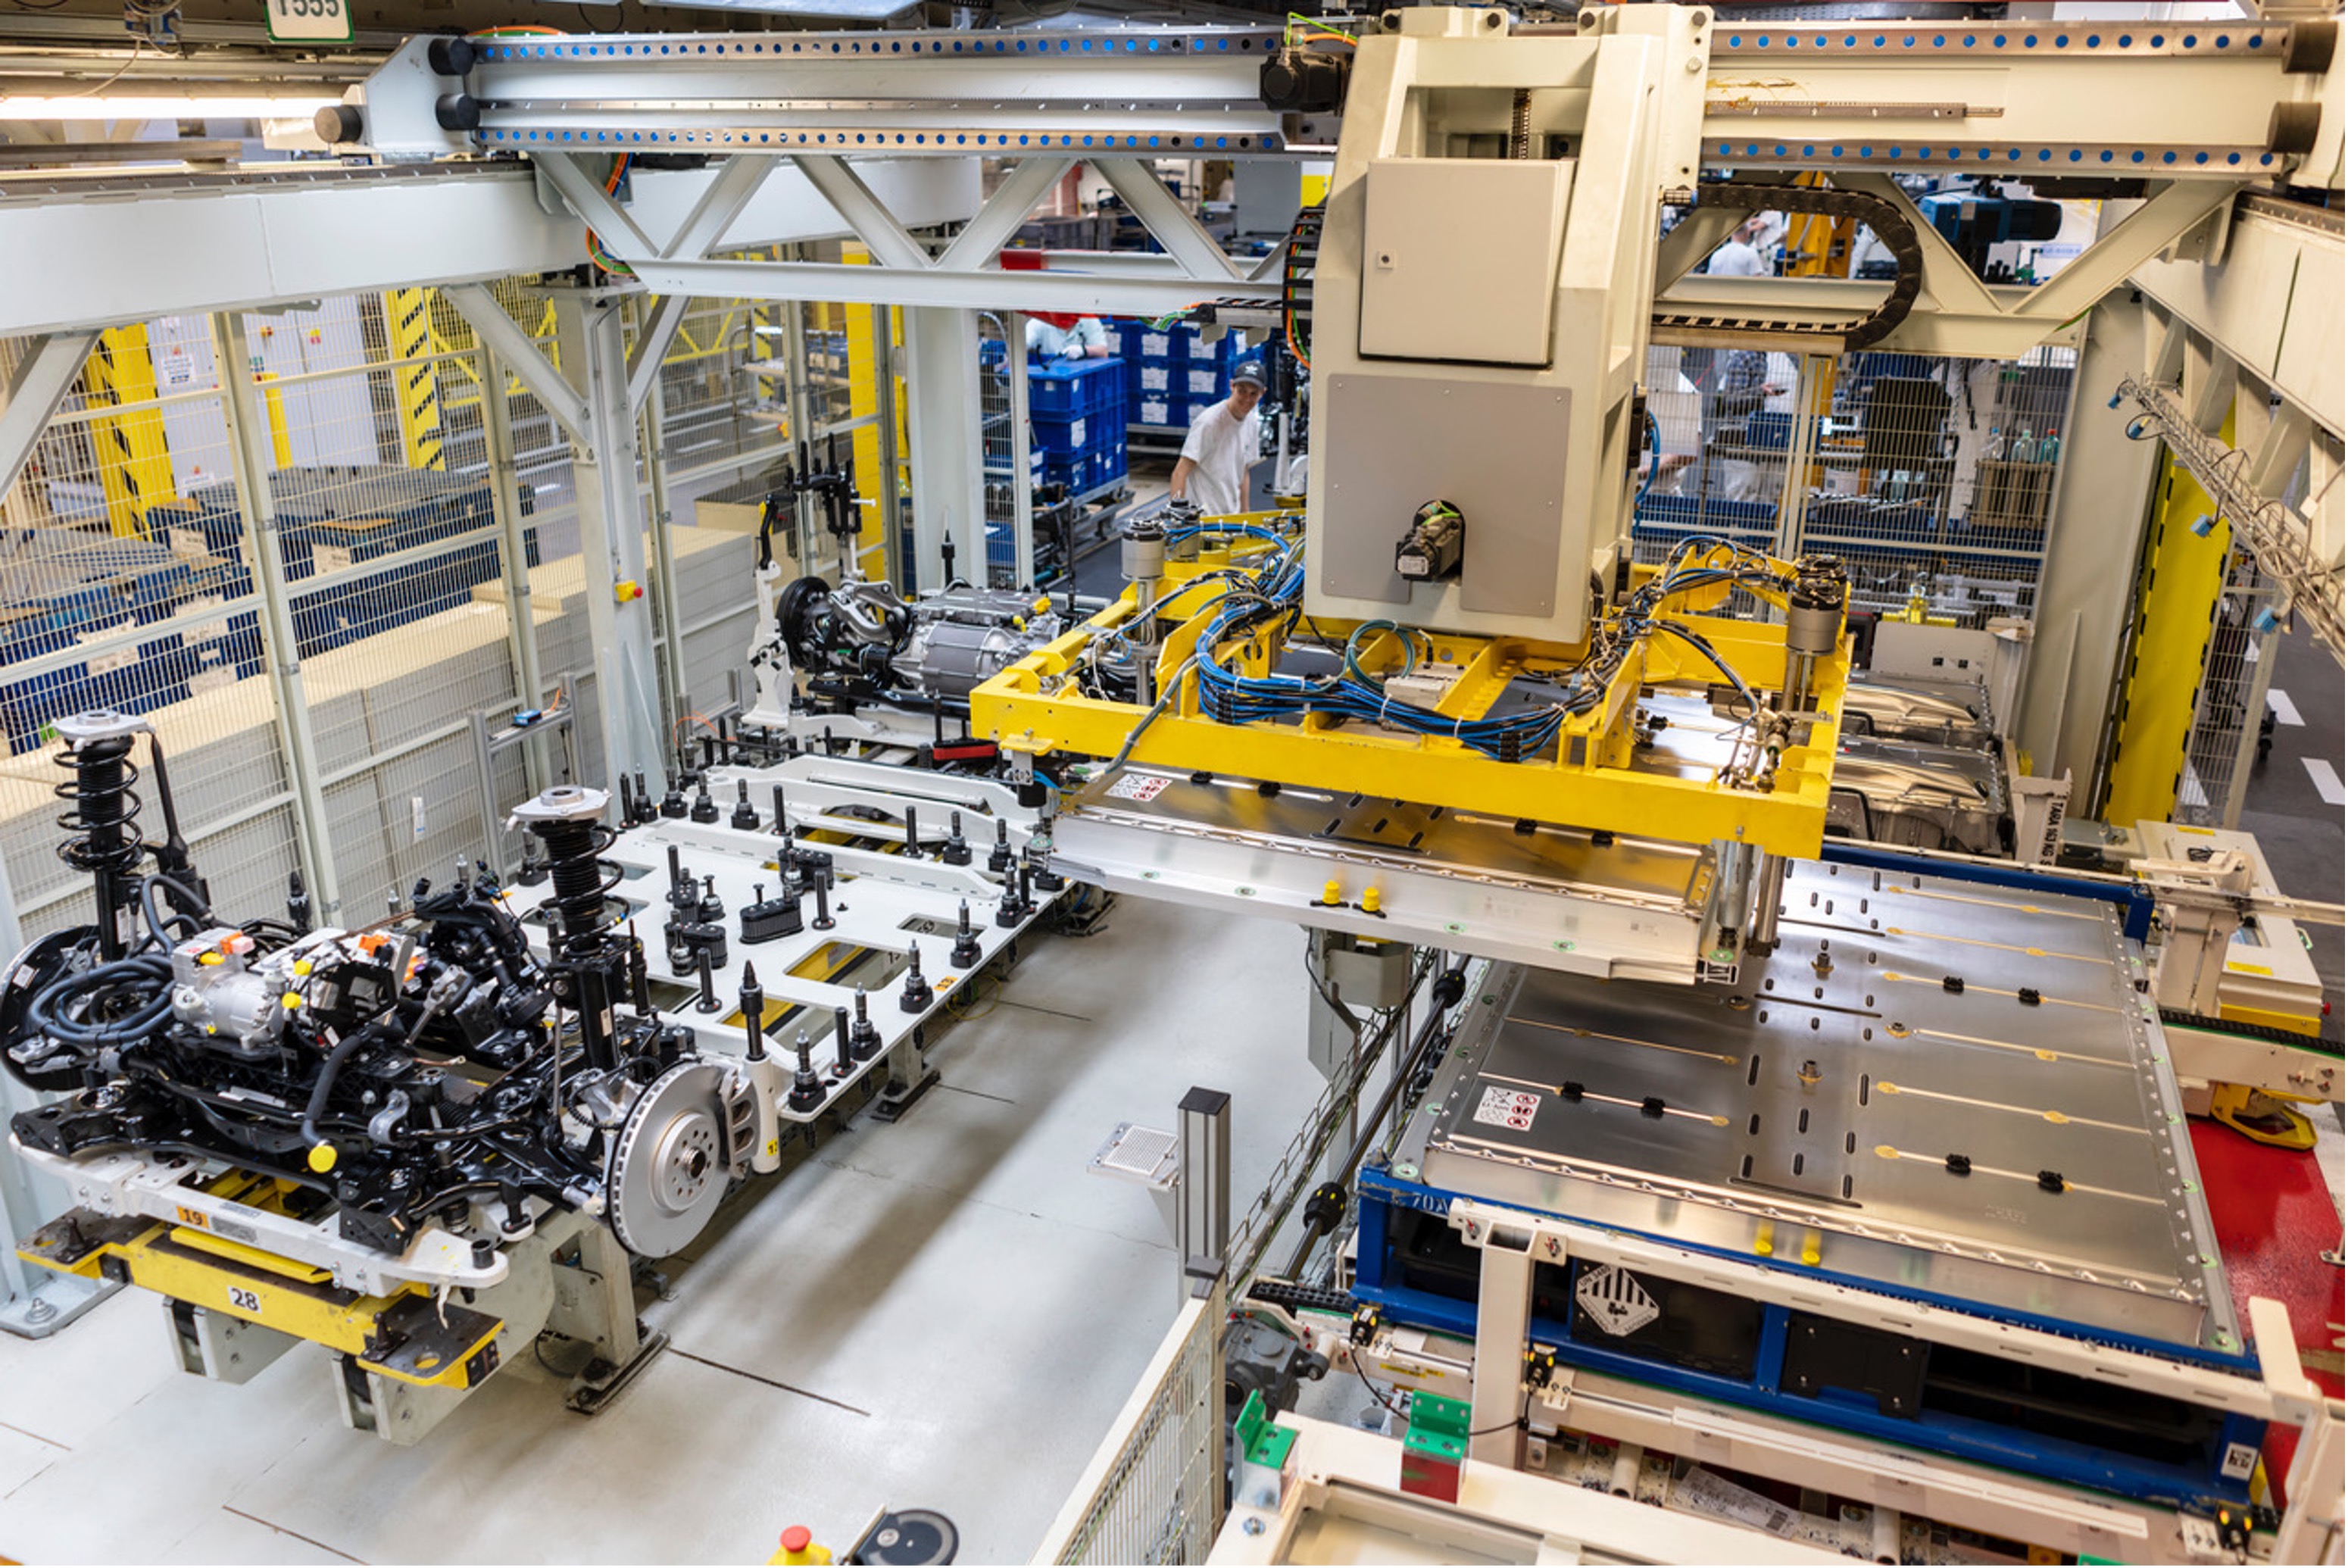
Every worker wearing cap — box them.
[1169,359,1266,518]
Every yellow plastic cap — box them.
[307,1143,338,1173]
[1362,886,1382,914]
[198,951,223,967]
[1322,879,1342,905]
[281,992,303,1010]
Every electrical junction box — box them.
[1360,158,1574,367]
[1382,662,1467,714]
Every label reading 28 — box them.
[227,1285,261,1313]
[265,0,352,45]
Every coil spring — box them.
[532,817,622,944]
[52,737,145,877]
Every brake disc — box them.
[606,1060,732,1257]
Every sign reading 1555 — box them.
[266,0,352,44]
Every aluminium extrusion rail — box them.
[437,16,2332,174]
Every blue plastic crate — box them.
[1743,412,1825,452]
[1175,328,1239,367]
[1030,413,1098,455]
[1175,361,1231,401]
[1029,359,1126,418]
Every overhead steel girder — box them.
[429,16,2333,174]
[443,284,589,441]
[625,256,1275,317]
[0,159,979,338]
[548,148,1276,317]
[459,24,1290,158]
[1656,178,2239,358]
[1694,20,2330,179]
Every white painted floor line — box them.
[2303,756,2345,806]
[2270,688,2305,726]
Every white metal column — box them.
[210,311,342,925]
[2015,300,2164,795]
[479,339,551,792]
[903,306,986,592]
[1007,311,1035,589]
[1471,1232,1534,1468]
[551,291,667,789]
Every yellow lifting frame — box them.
[972,526,1846,860]
[20,1173,500,1392]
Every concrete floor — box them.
[0,898,1332,1565]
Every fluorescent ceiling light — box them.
[542,0,920,16]
[0,95,342,122]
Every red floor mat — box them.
[2188,1119,2343,1499]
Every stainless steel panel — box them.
[1051,768,1728,982]
[1404,860,2237,1355]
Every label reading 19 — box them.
[227,1285,262,1313]
[265,0,351,45]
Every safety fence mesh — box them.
[0,281,810,942]
[1035,1275,1228,1566]
[1635,344,2075,623]
[2178,549,2282,829]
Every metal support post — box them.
[478,340,551,793]
[209,310,342,924]
[1470,1229,1534,1469]
[1175,1086,1231,1307]
[872,305,905,588]
[1007,311,1035,588]
[551,291,666,789]
[1747,851,1785,953]
[1773,356,1827,560]
[1000,312,1038,586]
[777,293,816,567]
[2015,300,2165,792]
[902,306,986,592]
[641,366,688,727]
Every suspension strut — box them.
[510,786,629,1073]
[52,710,151,960]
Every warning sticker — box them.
[1575,1263,1661,1338]
[1673,1466,1798,1538]
[1104,771,1175,803]
[1473,1085,1540,1131]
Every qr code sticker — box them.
[1474,1085,1541,1128]
[1105,772,1174,802]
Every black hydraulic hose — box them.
[300,1023,389,1147]
[140,873,213,946]
[303,975,465,1145]
[22,954,174,1048]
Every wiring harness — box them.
[1152,528,1789,766]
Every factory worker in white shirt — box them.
[1169,359,1266,518]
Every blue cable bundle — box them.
[1124,528,1786,770]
